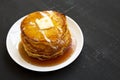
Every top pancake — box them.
[21,11,67,43]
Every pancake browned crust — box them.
[20,10,71,60]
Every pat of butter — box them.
[35,12,54,29]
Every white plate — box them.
[6,15,84,72]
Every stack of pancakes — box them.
[20,10,71,60]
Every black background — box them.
[1,0,120,80]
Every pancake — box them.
[20,10,71,60]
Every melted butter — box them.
[40,30,51,42]
[57,27,63,33]
[50,43,58,49]
[47,11,54,16]
[29,22,35,25]
[35,12,54,29]
[40,30,57,49]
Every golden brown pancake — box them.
[20,10,71,60]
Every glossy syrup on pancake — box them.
[20,11,72,60]
[18,39,76,67]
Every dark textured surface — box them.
[1,0,120,80]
